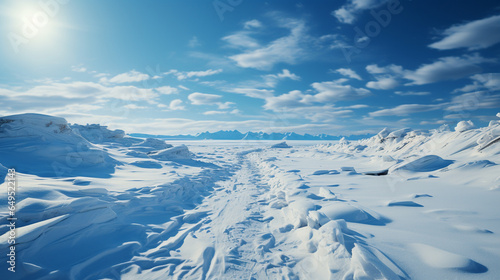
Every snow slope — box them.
[1,113,500,279]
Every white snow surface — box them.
[455,120,475,132]
[1,113,500,279]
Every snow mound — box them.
[0,114,117,177]
[136,138,173,150]
[410,243,486,272]
[455,120,475,132]
[271,141,291,148]
[149,145,194,161]
[320,202,386,225]
[71,123,126,143]
[391,155,453,173]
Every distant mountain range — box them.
[129,130,373,141]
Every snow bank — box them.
[320,113,500,159]
[128,137,174,153]
[149,145,194,161]
[136,138,172,150]
[0,114,117,177]
[410,243,486,272]
[71,123,126,143]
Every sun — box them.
[6,0,68,55]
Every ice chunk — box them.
[271,141,291,148]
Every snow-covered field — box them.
[1,113,500,279]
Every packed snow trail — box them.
[119,150,405,279]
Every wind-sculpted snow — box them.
[71,123,126,144]
[0,114,118,178]
[0,113,500,279]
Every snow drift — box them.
[0,114,117,177]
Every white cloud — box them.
[346,104,369,109]
[106,86,158,102]
[332,0,390,24]
[263,80,371,115]
[223,32,261,49]
[366,77,399,90]
[394,91,431,96]
[311,79,371,102]
[104,70,150,84]
[263,100,355,123]
[228,19,307,70]
[264,90,307,110]
[217,101,234,110]
[165,69,223,80]
[333,7,357,25]
[366,64,404,75]
[364,55,495,88]
[244,19,263,29]
[22,82,106,98]
[365,64,403,89]
[470,73,500,91]
[263,69,301,87]
[168,99,185,110]
[0,82,161,118]
[203,111,225,115]
[156,86,179,95]
[335,68,362,80]
[451,73,500,93]
[369,104,443,117]
[429,15,500,50]
[229,88,275,99]
[203,108,240,116]
[124,104,147,110]
[188,36,201,48]
[404,54,493,85]
[188,92,222,105]
[277,69,300,80]
[71,65,87,73]
[187,92,233,109]
[446,91,500,112]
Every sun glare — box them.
[6,0,68,56]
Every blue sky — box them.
[0,0,499,135]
